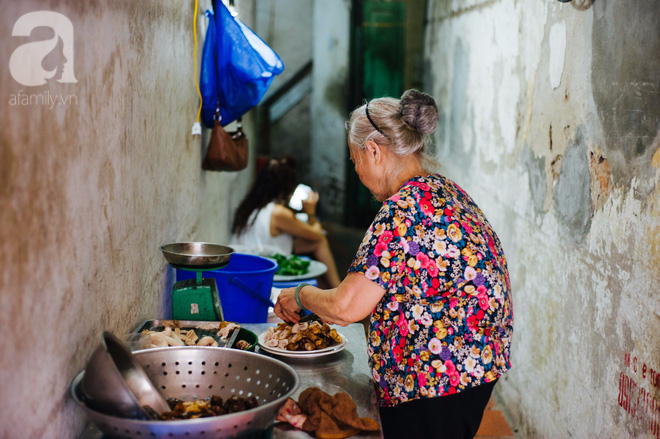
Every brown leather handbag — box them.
[202,113,248,172]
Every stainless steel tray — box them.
[132,320,257,351]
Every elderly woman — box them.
[274,90,513,439]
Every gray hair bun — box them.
[399,89,439,135]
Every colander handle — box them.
[228,276,276,309]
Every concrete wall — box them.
[311,0,351,221]
[424,0,660,437]
[254,0,315,186]
[256,0,313,100]
[0,1,254,437]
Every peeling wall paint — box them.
[0,1,253,437]
[425,0,660,437]
[554,127,593,243]
[548,20,566,90]
[448,39,473,168]
[591,0,660,193]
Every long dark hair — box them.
[232,156,298,235]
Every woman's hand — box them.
[274,286,302,323]
[274,274,386,327]
[301,191,319,215]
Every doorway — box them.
[345,0,426,227]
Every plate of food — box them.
[271,254,328,282]
[258,321,346,358]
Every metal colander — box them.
[72,347,299,438]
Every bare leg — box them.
[293,236,342,288]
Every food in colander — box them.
[141,321,244,349]
[157,395,259,420]
[263,321,343,351]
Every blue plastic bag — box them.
[200,4,284,128]
[200,10,218,127]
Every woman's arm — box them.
[271,203,325,242]
[274,272,386,326]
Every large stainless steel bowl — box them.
[81,332,171,419]
[160,242,234,269]
[72,347,300,438]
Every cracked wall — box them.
[0,1,254,438]
[425,0,659,437]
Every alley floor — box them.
[476,396,515,438]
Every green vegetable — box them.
[273,253,311,276]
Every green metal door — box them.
[345,1,406,227]
[362,1,406,99]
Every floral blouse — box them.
[349,174,513,408]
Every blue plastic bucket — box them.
[176,253,278,323]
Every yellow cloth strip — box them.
[193,0,203,123]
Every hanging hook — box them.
[556,0,595,10]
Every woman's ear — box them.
[365,140,383,164]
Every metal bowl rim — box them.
[82,332,166,418]
[160,242,235,257]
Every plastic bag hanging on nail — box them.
[200,4,284,128]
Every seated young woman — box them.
[230,156,341,288]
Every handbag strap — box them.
[212,2,222,118]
